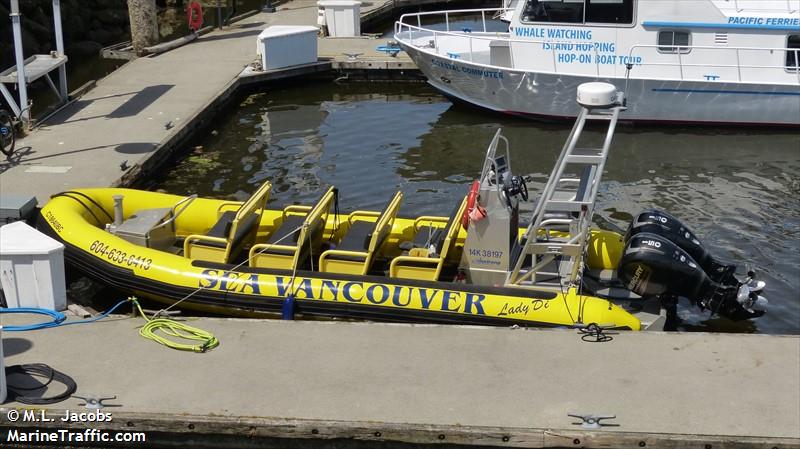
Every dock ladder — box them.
[507,91,625,291]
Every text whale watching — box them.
[37,83,767,331]
[393,0,800,126]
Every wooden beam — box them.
[2,411,796,449]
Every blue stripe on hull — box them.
[642,21,800,31]
[652,88,800,96]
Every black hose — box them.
[5,363,78,405]
[52,190,114,223]
[49,192,111,227]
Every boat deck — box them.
[1,313,798,447]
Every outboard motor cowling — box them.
[619,233,710,300]
[625,209,739,283]
[619,233,766,321]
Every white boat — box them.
[394,0,800,126]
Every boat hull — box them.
[401,45,800,126]
[38,188,642,330]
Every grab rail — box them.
[395,11,800,84]
[151,194,198,231]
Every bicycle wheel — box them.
[0,110,15,156]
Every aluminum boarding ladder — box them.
[508,103,624,289]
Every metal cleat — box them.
[567,413,617,429]
[73,394,119,410]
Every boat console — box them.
[459,130,528,286]
[107,193,197,252]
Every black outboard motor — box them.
[625,209,737,284]
[619,232,767,321]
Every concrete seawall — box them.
[1,315,798,448]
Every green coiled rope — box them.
[130,297,219,352]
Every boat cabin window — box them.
[585,0,634,24]
[787,35,800,72]
[658,30,691,54]
[521,0,634,24]
[522,0,583,24]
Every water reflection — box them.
[154,81,799,335]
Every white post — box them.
[52,0,68,102]
[735,48,742,82]
[10,0,29,125]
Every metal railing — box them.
[395,9,800,84]
[395,11,595,73]
[397,7,510,35]
[726,0,799,13]
[626,44,800,84]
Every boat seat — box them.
[184,181,272,263]
[390,196,467,281]
[335,221,377,257]
[205,211,236,240]
[249,186,336,271]
[319,191,403,275]
[260,214,305,255]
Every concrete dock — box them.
[1,314,798,448]
[0,0,416,205]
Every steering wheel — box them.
[502,175,528,207]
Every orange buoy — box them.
[462,180,485,229]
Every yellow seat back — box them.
[184,181,271,263]
[249,186,336,270]
[369,191,403,254]
[319,191,403,275]
[389,196,467,281]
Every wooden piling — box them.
[128,0,159,55]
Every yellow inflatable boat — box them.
[38,182,642,329]
[37,84,767,330]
